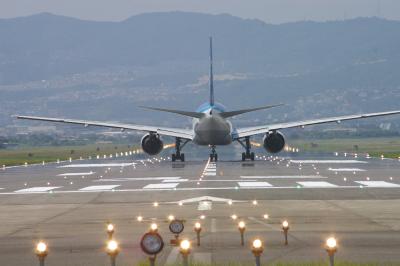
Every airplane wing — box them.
[15,115,194,140]
[233,110,400,139]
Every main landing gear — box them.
[172,138,189,162]
[209,145,218,162]
[237,137,255,161]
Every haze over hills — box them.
[1,12,400,132]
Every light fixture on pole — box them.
[282,220,289,245]
[150,223,158,233]
[179,239,191,266]
[251,239,264,266]
[106,240,119,266]
[107,223,115,240]
[238,221,246,246]
[35,241,48,266]
[194,222,202,246]
[325,237,338,266]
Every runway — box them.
[0,153,400,265]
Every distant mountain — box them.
[1,12,400,129]
[1,12,400,85]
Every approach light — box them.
[168,215,175,221]
[150,223,158,232]
[36,242,48,255]
[107,223,114,233]
[238,221,246,229]
[282,220,289,229]
[326,237,337,250]
[252,239,263,250]
[180,239,191,252]
[231,214,238,220]
[137,216,143,222]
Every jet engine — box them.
[263,131,285,153]
[141,133,163,155]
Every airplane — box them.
[16,37,400,162]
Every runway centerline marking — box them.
[15,187,61,193]
[238,182,273,188]
[143,183,179,189]
[355,181,400,188]
[297,181,338,188]
[240,175,327,179]
[79,185,120,191]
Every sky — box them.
[1,0,399,23]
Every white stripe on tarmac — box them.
[57,172,95,176]
[198,201,212,211]
[238,182,273,187]
[8,183,400,195]
[59,163,135,168]
[143,183,179,189]
[79,185,120,191]
[162,179,188,183]
[355,181,400,188]
[290,160,367,164]
[297,181,338,188]
[328,168,365,172]
[241,175,326,179]
[95,177,181,182]
[15,187,61,193]
[203,172,216,176]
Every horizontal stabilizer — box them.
[219,103,284,118]
[139,106,204,119]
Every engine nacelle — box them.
[263,131,285,153]
[141,133,163,155]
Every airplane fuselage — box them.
[192,103,233,146]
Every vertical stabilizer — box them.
[209,37,215,106]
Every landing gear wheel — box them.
[180,153,185,162]
[242,153,246,161]
[172,154,176,162]
[250,152,255,161]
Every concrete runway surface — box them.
[0,153,400,265]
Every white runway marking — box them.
[238,182,273,187]
[162,179,188,182]
[95,177,181,182]
[57,172,95,176]
[79,185,120,191]
[59,163,135,168]
[143,183,179,189]
[355,181,400,188]
[15,187,61,193]
[290,160,367,164]
[198,201,212,210]
[203,172,216,176]
[328,168,365,172]
[297,181,338,188]
[241,175,327,179]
